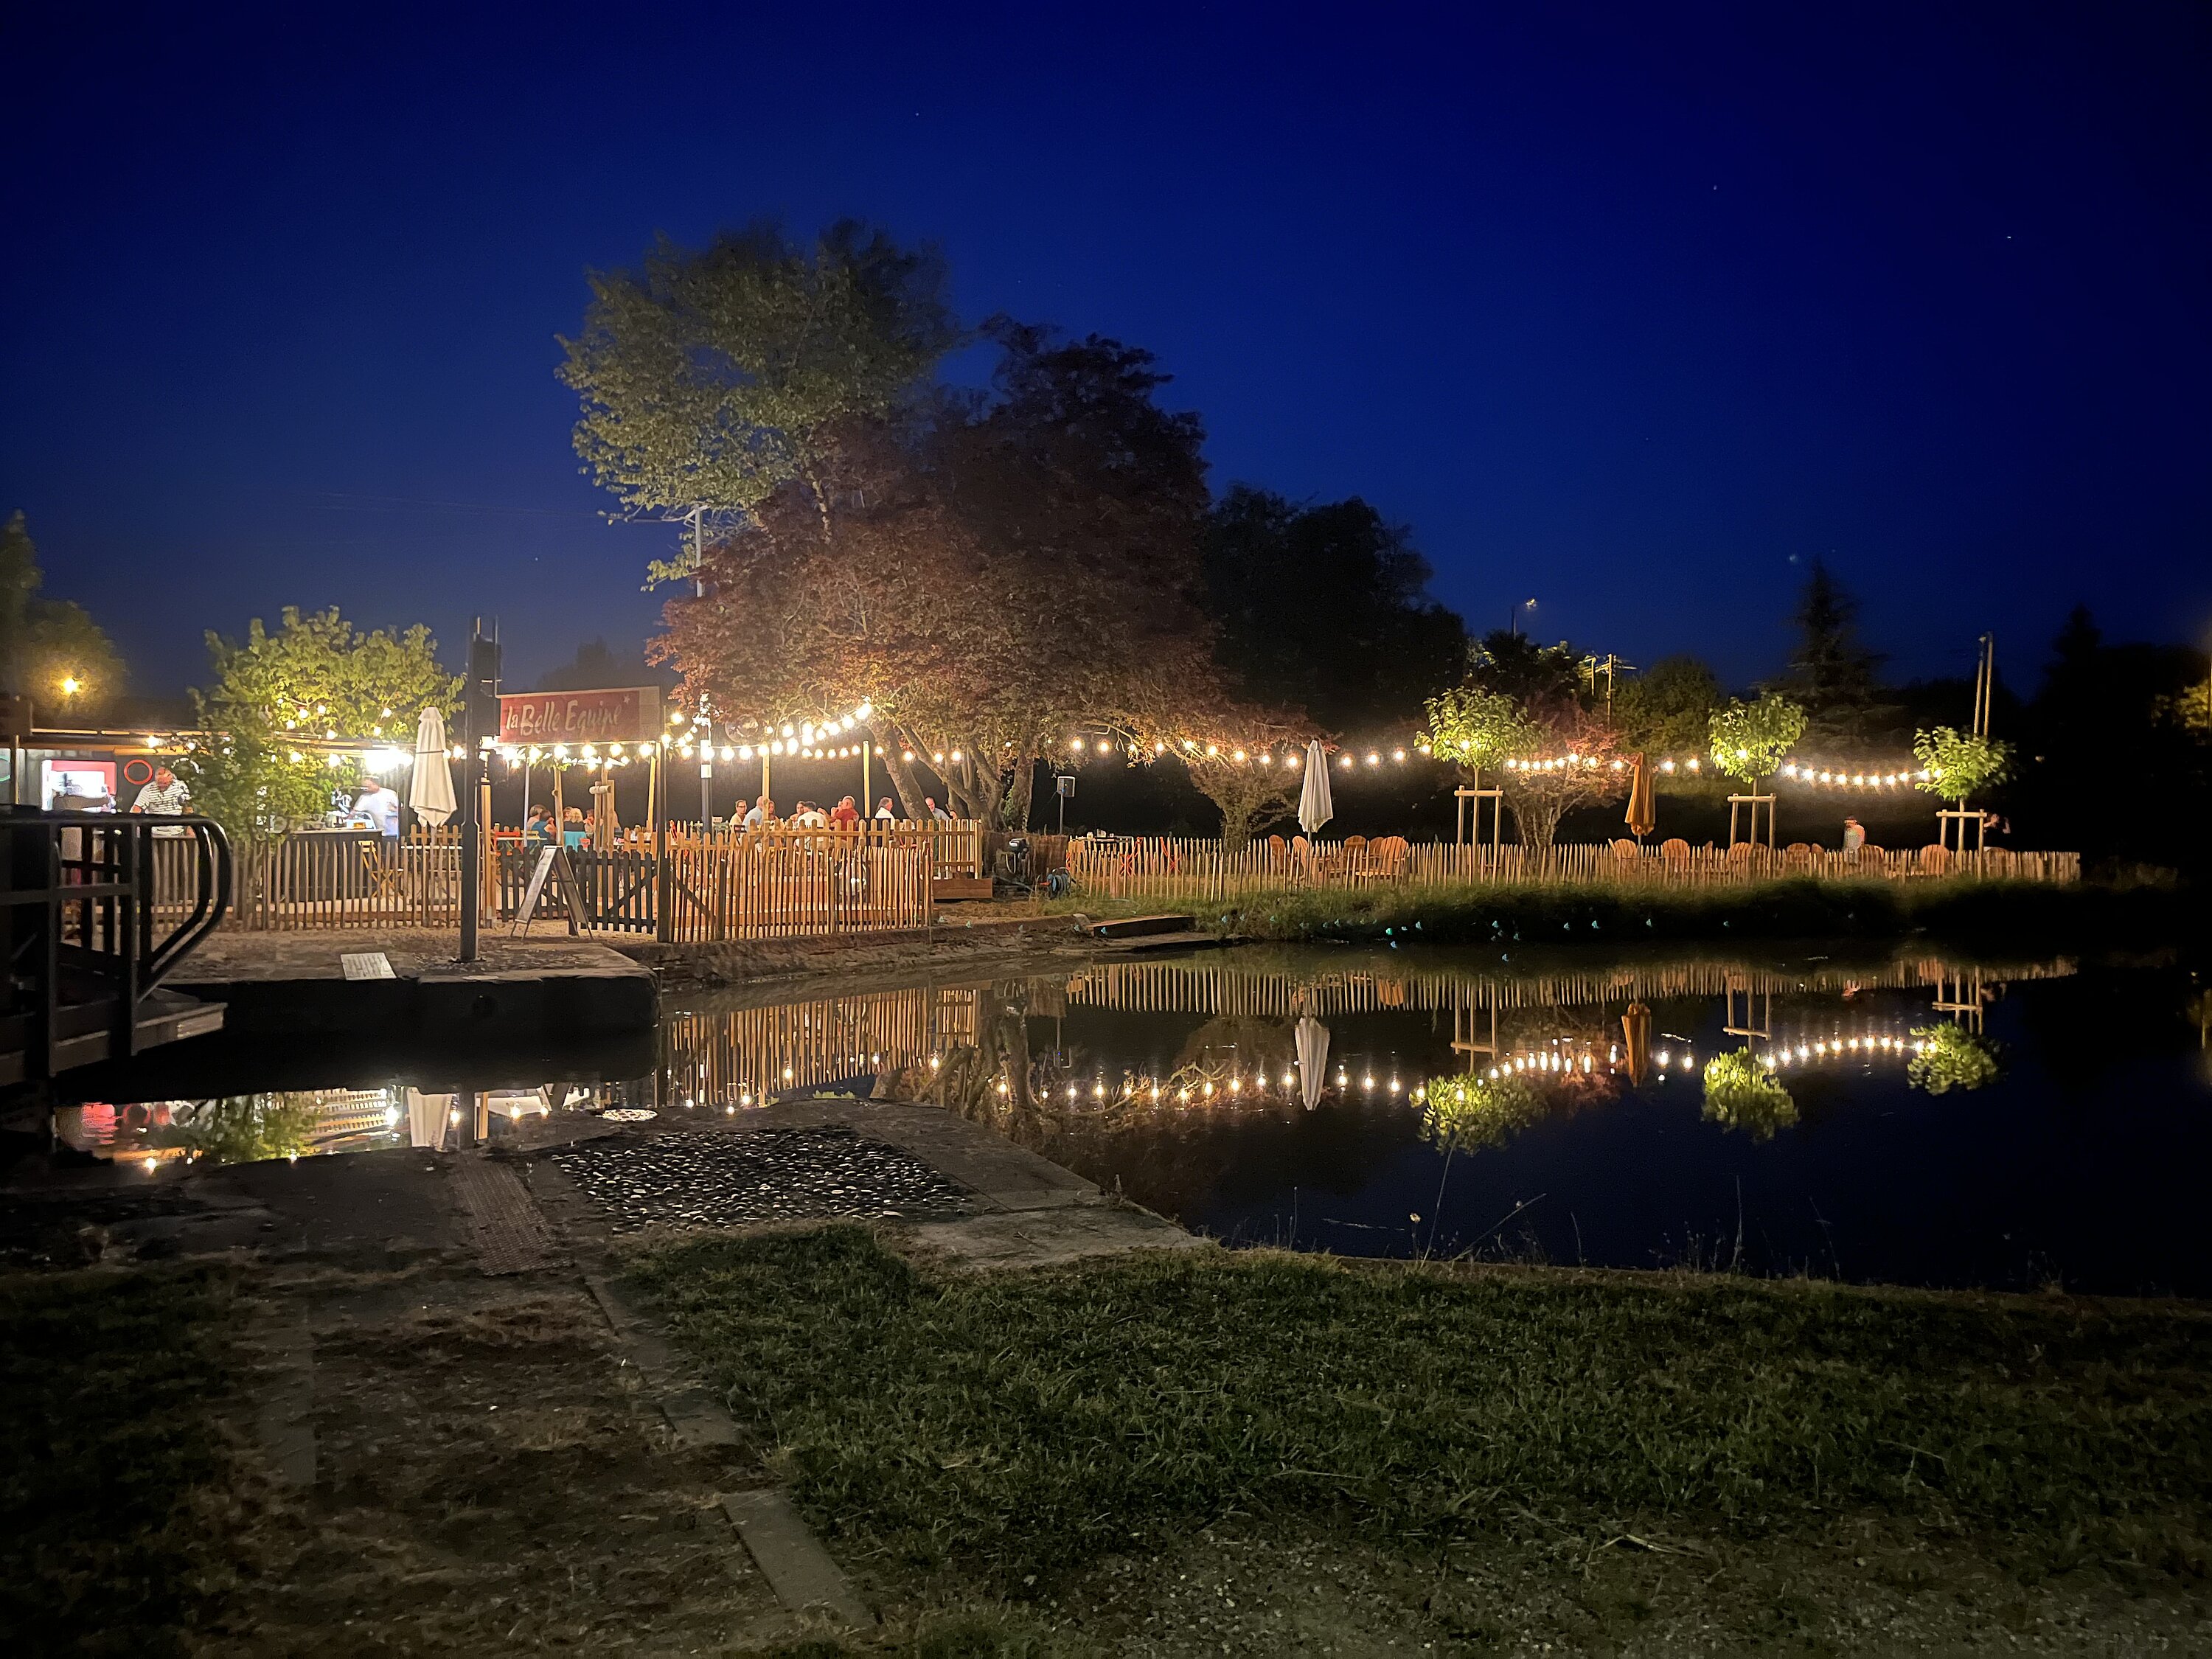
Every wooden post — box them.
[653,745,671,942]
[478,776,494,920]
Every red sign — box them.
[498,686,664,745]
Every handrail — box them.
[1,810,233,1081]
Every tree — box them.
[1464,630,1582,707]
[1498,700,1625,855]
[1912,726,2014,806]
[0,511,126,718]
[1701,1049,1798,1140]
[1778,559,1892,745]
[560,220,958,578]
[536,639,671,692]
[2017,605,2210,867]
[1422,684,1533,770]
[1202,487,1465,736]
[1708,692,1806,787]
[1420,1071,1546,1153]
[1182,752,1297,851]
[186,608,459,844]
[1907,1024,2001,1093]
[1613,655,1722,764]
[658,322,1250,831]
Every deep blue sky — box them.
[4,3,2206,699]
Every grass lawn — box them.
[0,1265,249,1657]
[631,1228,2212,1655]
[1043,873,2185,950]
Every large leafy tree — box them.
[0,511,126,719]
[1202,487,1465,737]
[559,220,958,578]
[1613,655,1722,766]
[1464,630,1582,706]
[658,323,1251,830]
[1778,560,1893,745]
[186,608,459,844]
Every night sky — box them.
[4,4,2205,698]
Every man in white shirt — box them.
[129,766,192,836]
[355,777,403,843]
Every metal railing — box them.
[2,811,232,1084]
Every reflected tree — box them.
[1419,1072,1545,1154]
[1907,1023,2003,1093]
[1701,1050,1798,1140]
[159,1095,321,1164]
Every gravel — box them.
[550,1124,970,1233]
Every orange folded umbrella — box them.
[1624,751,1656,838]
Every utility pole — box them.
[458,620,500,964]
[1972,634,1996,739]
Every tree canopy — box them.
[1708,692,1806,785]
[0,511,125,719]
[1911,726,2013,804]
[559,221,959,581]
[1613,655,1722,762]
[1203,487,1464,737]
[1777,560,1893,746]
[186,608,458,843]
[656,318,1257,830]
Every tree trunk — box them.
[872,724,929,821]
[1218,801,1256,853]
[1006,757,1037,832]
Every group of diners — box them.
[729,791,956,830]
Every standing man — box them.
[925,795,953,825]
[128,765,192,836]
[356,774,403,849]
[1841,815,1865,854]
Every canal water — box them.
[52,944,2212,1297]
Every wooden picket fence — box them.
[1067,834,2081,904]
[226,827,465,930]
[154,817,986,938]
[654,824,935,941]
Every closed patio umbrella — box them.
[1294,1015,1331,1111]
[1624,751,1655,838]
[1621,1001,1653,1087]
[1297,740,1334,836]
[410,706,456,827]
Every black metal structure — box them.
[1,811,232,1088]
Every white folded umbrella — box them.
[1297,739,1334,835]
[409,706,456,827]
[1295,1015,1331,1111]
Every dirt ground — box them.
[226,1262,789,1656]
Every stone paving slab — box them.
[910,1203,1210,1270]
[175,927,652,983]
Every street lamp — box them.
[1512,598,1537,637]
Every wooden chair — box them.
[1919,844,1950,874]
[1725,840,1756,861]
[357,838,410,905]
[1659,838,1691,862]
[1610,838,1639,859]
[1353,835,1411,885]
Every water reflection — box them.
[53,943,2212,1294]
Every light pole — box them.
[1512,598,1537,637]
